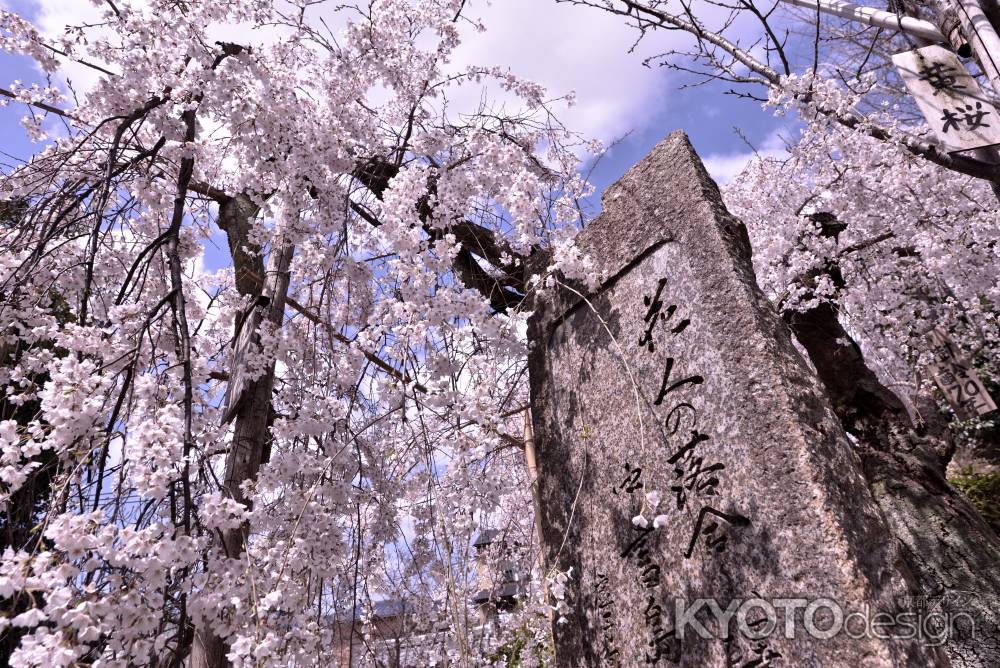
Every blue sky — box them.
[448,0,795,192]
[0,53,43,171]
[585,80,789,197]
[0,0,43,169]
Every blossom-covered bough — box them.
[0,1,595,665]
[563,0,1000,186]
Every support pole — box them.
[781,0,946,42]
[522,408,554,629]
[954,0,1000,92]
[522,407,545,573]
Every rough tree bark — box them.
[216,193,264,298]
[783,222,1000,667]
[191,201,294,668]
[219,235,294,556]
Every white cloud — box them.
[703,152,758,183]
[702,127,792,183]
[18,0,106,91]
[448,0,676,143]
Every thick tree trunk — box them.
[219,237,293,556]
[189,630,228,668]
[784,302,1000,668]
[216,194,264,298]
[190,218,294,668]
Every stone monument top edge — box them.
[582,129,734,273]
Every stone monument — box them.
[527,132,947,666]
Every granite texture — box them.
[527,132,947,667]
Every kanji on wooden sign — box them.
[892,45,1000,153]
[926,327,997,418]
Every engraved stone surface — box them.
[527,132,946,666]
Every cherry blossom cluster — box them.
[726,87,1000,406]
[0,0,594,665]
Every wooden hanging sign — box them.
[893,45,1000,153]
[925,327,997,418]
